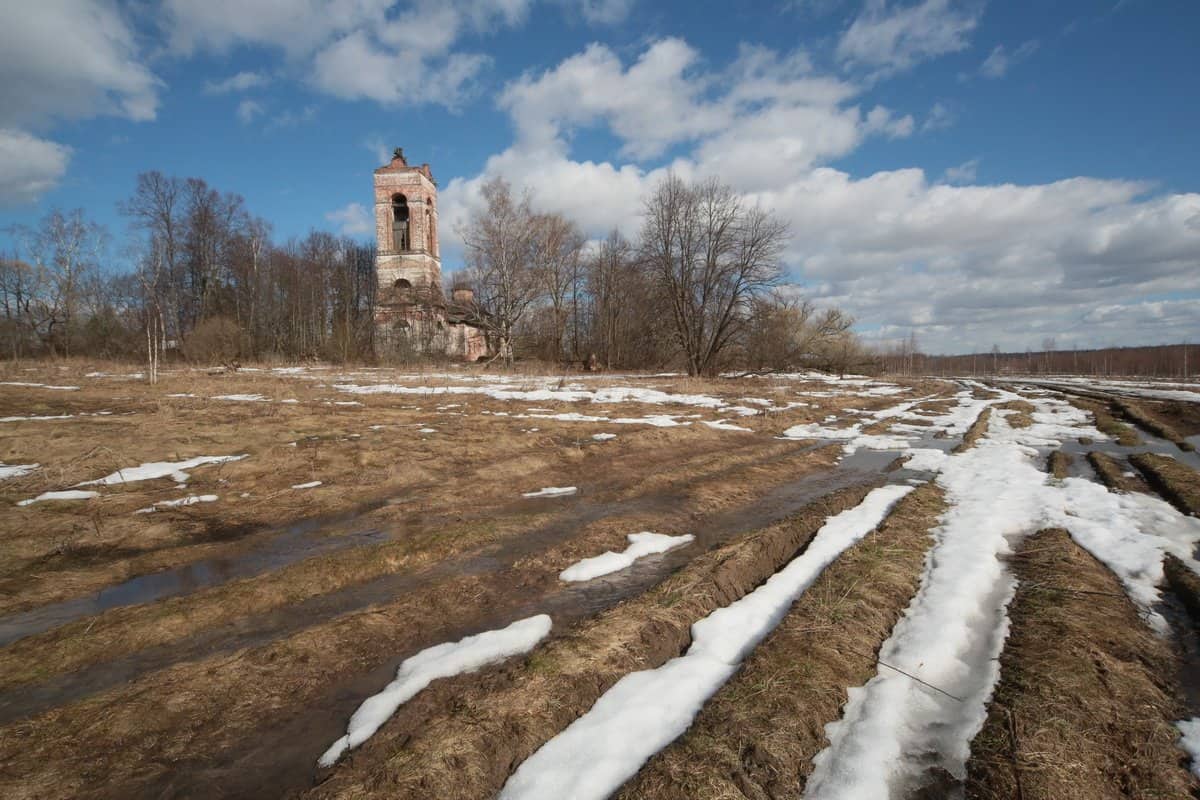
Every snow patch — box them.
[1178,718,1200,778]
[213,393,268,402]
[134,494,218,513]
[0,381,79,390]
[801,394,1196,799]
[0,463,39,480]
[319,614,552,767]
[18,490,99,506]
[78,454,248,486]
[560,532,694,582]
[292,481,322,490]
[522,486,577,498]
[499,485,914,800]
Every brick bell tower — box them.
[373,147,442,331]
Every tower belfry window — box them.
[392,194,410,252]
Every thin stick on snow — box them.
[845,645,964,702]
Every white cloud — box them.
[0,0,160,128]
[165,0,531,110]
[438,36,1200,353]
[161,0,392,56]
[310,33,489,107]
[837,0,983,76]
[0,129,72,206]
[364,135,392,165]
[326,202,374,236]
[942,157,978,183]
[921,100,955,131]
[566,0,636,24]
[237,99,265,124]
[267,105,318,128]
[498,39,904,171]
[204,71,273,94]
[979,39,1039,79]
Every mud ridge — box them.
[614,482,946,800]
[1085,451,1150,494]
[954,407,993,453]
[965,528,1196,800]
[1129,452,1200,516]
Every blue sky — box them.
[2,0,1198,354]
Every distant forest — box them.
[879,342,1196,380]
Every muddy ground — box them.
[0,362,1198,799]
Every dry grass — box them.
[1047,450,1072,480]
[1115,399,1193,452]
[615,482,945,800]
[966,528,1196,800]
[996,400,1035,428]
[1129,452,1200,516]
[954,407,993,453]
[303,485,880,800]
[0,362,963,798]
[1164,554,1200,623]
[1085,451,1150,494]
[1069,398,1140,446]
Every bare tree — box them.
[742,291,854,372]
[459,177,544,366]
[532,212,585,361]
[639,174,787,376]
[9,208,107,356]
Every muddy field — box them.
[0,363,1198,799]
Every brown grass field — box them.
[0,360,1197,799]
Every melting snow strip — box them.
[560,533,695,582]
[498,484,914,800]
[0,382,79,390]
[134,495,219,513]
[77,455,248,486]
[522,487,577,498]
[801,394,1200,799]
[319,614,552,767]
[1178,719,1200,778]
[591,433,617,441]
[291,481,322,490]
[0,463,38,481]
[18,490,100,506]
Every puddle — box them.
[1058,428,1200,473]
[0,501,394,647]
[102,447,918,799]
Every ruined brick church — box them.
[373,148,490,360]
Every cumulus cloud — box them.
[942,157,978,183]
[236,100,265,125]
[439,36,1200,353]
[0,1,158,204]
[204,71,273,94]
[568,0,636,24]
[837,0,983,76]
[326,202,375,236]
[167,0,531,109]
[979,40,1039,79]
[364,135,392,165]
[0,130,72,207]
[0,0,160,128]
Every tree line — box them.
[456,174,862,375]
[2,170,867,376]
[2,172,377,365]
